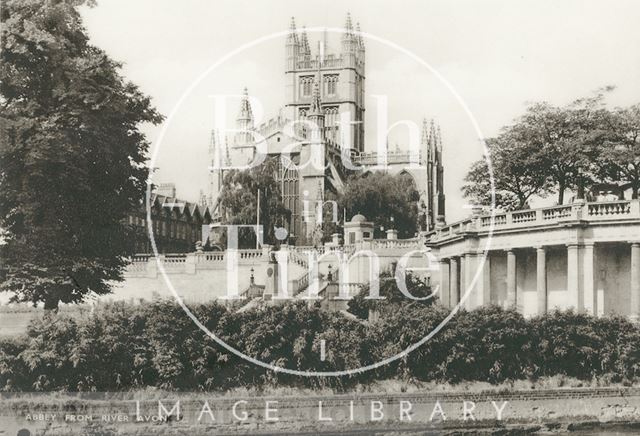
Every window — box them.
[323,106,339,126]
[324,74,338,95]
[300,76,314,97]
[276,158,301,238]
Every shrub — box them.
[20,313,80,390]
[73,303,152,390]
[1,301,639,392]
[436,306,533,383]
[0,337,28,390]
[530,310,640,381]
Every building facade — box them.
[127,184,212,254]
[429,200,640,319]
[206,14,446,244]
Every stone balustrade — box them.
[351,150,423,166]
[432,200,639,243]
[428,199,640,320]
[371,238,421,250]
[126,249,270,275]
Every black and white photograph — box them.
[1,0,640,434]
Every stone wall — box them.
[3,387,640,435]
[107,239,427,305]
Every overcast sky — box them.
[80,0,640,222]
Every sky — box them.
[80,0,640,222]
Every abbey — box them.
[114,15,640,322]
[205,14,446,245]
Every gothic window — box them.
[300,76,313,97]
[324,74,338,95]
[276,158,301,238]
[323,106,339,126]
[298,107,309,137]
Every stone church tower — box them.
[206,13,447,245]
[284,14,365,152]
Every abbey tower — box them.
[284,14,365,153]
[207,13,446,244]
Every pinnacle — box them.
[345,12,353,32]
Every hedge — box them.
[1,301,639,392]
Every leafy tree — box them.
[218,157,291,248]
[513,96,609,204]
[0,0,163,309]
[462,137,549,211]
[463,92,612,208]
[339,172,420,239]
[598,104,640,199]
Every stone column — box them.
[464,253,478,310]
[460,255,468,309]
[566,244,580,310]
[439,259,451,308]
[536,247,547,315]
[480,252,491,307]
[450,257,459,306]
[631,242,640,321]
[583,243,596,315]
[506,249,517,309]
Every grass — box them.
[2,376,633,402]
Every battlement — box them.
[294,54,364,72]
[352,150,425,166]
[255,112,290,138]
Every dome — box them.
[351,213,367,223]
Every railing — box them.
[288,249,309,268]
[542,204,572,220]
[371,238,421,250]
[201,252,224,262]
[291,271,310,296]
[432,200,639,243]
[296,56,345,70]
[291,245,349,256]
[132,254,153,263]
[351,150,423,166]
[237,249,263,260]
[128,256,150,272]
[160,254,187,271]
[588,200,632,218]
[512,210,536,224]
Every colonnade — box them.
[437,242,640,319]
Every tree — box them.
[339,172,420,239]
[598,104,640,199]
[462,137,549,211]
[463,91,612,209]
[0,0,163,309]
[514,96,608,204]
[218,157,291,248]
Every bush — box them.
[1,301,639,392]
[530,310,640,381]
[437,306,533,383]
